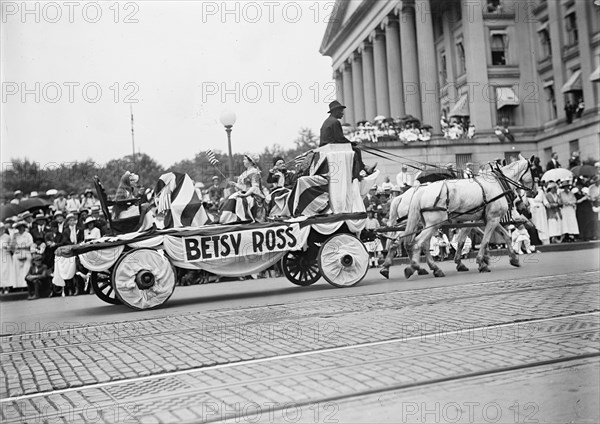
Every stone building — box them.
[320,0,599,178]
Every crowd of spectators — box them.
[1,189,104,298]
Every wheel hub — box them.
[340,254,353,267]
[135,270,155,290]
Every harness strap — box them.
[473,177,488,223]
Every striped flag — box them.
[207,150,219,166]
[154,172,212,228]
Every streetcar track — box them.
[2,270,596,340]
[2,281,598,357]
[207,355,600,424]
[2,270,597,346]
[2,312,598,404]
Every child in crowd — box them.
[25,253,49,300]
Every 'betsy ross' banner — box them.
[182,223,308,262]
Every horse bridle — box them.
[495,160,533,192]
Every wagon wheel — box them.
[318,233,369,288]
[111,248,176,310]
[282,250,321,286]
[90,270,122,305]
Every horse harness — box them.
[419,169,518,225]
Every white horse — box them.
[379,183,513,279]
[402,156,533,278]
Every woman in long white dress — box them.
[528,189,550,245]
[559,182,579,241]
[545,183,563,243]
[0,223,15,292]
[11,221,33,289]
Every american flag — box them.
[154,172,212,228]
[207,150,219,166]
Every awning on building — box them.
[448,94,470,117]
[590,66,600,83]
[496,87,520,109]
[561,69,582,92]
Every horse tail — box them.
[402,185,423,249]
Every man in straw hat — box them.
[320,100,377,180]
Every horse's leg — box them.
[424,231,444,277]
[476,217,501,272]
[454,227,470,272]
[380,235,399,279]
[495,225,521,267]
[406,223,437,279]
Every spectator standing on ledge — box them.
[546,152,561,171]
[568,151,581,168]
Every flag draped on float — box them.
[154,172,212,228]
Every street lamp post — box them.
[219,110,237,179]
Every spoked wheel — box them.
[282,249,321,286]
[90,270,122,305]
[318,233,369,288]
[112,248,176,310]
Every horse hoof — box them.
[456,264,469,272]
[417,268,429,275]
[433,269,445,278]
[404,267,415,279]
[510,258,521,268]
[479,266,491,273]
[380,268,389,279]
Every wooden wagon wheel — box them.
[90,270,122,305]
[318,233,369,288]
[281,250,321,286]
[112,248,176,310]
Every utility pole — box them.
[130,104,136,165]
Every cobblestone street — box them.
[1,248,599,423]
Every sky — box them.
[1,1,336,168]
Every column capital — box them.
[369,27,385,42]
[349,52,361,63]
[358,40,372,54]
[400,0,416,13]
[381,15,399,29]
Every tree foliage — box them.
[1,128,320,200]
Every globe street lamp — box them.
[219,110,237,179]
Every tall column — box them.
[333,69,344,105]
[415,0,441,132]
[575,0,595,109]
[360,42,377,121]
[461,0,493,130]
[351,53,366,122]
[372,29,391,117]
[399,1,421,118]
[384,16,405,118]
[547,0,566,119]
[342,61,355,125]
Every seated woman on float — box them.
[219,154,266,224]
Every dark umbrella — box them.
[570,165,597,178]
[416,169,456,184]
[0,204,25,221]
[19,198,51,211]
[400,114,417,121]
